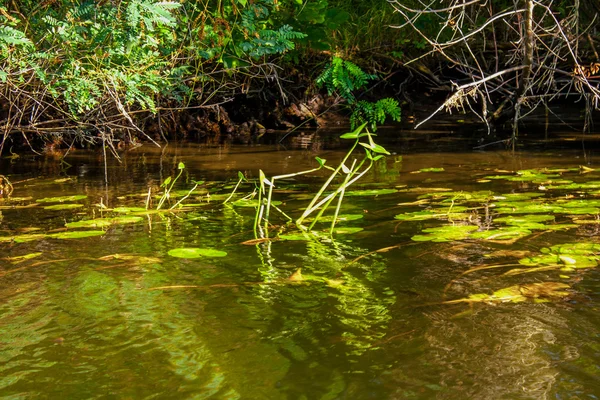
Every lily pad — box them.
[494,192,545,201]
[43,204,84,210]
[470,227,532,241]
[36,195,87,203]
[419,191,494,202]
[168,248,228,258]
[0,233,47,243]
[541,242,600,255]
[304,214,364,223]
[332,227,364,235]
[48,231,106,240]
[418,167,445,173]
[111,207,149,213]
[4,252,43,263]
[395,209,470,221]
[494,201,558,214]
[411,225,478,242]
[519,254,598,269]
[0,230,105,243]
[494,214,555,225]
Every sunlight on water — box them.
[1,141,599,398]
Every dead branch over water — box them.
[388,0,600,142]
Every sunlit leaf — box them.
[43,204,84,210]
[48,231,106,239]
[4,252,43,264]
[36,195,87,203]
[168,248,228,258]
[411,225,478,242]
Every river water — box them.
[0,130,599,399]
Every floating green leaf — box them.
[332,227,364,235]
[470,227,532,241]
[112,206,149,213]
[168,248,228,258]
[395,209,470,221]
[43,204,85,210]
[494,214,555,225]
[305,214,364,223]
[48,231,106,240]
[411,225,478,242]
[419,167,445,173]
[0,230,105,243]
[4,252,43,263]
[36,195,87,203]
[541,242,600,255]
[519,254,598,269]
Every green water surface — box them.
[1,143,599,399]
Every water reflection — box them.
[1,143,600,398]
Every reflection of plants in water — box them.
[0,175,14,197]
[276,236,394,356]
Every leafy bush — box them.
[317,56,400,129]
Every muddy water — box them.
[0,136,599,399]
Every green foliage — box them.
[0,0,310,144]
[350,98,401,130]
[316,57,376,103]
[317,56,401,130]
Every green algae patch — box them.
[411,225,478,243]
[36,195,87,203]
[395,209,470,221]
[44,203,85,211]
[168,248,228,259]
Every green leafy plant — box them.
[316,56,400,130]
[231,123,390,237]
